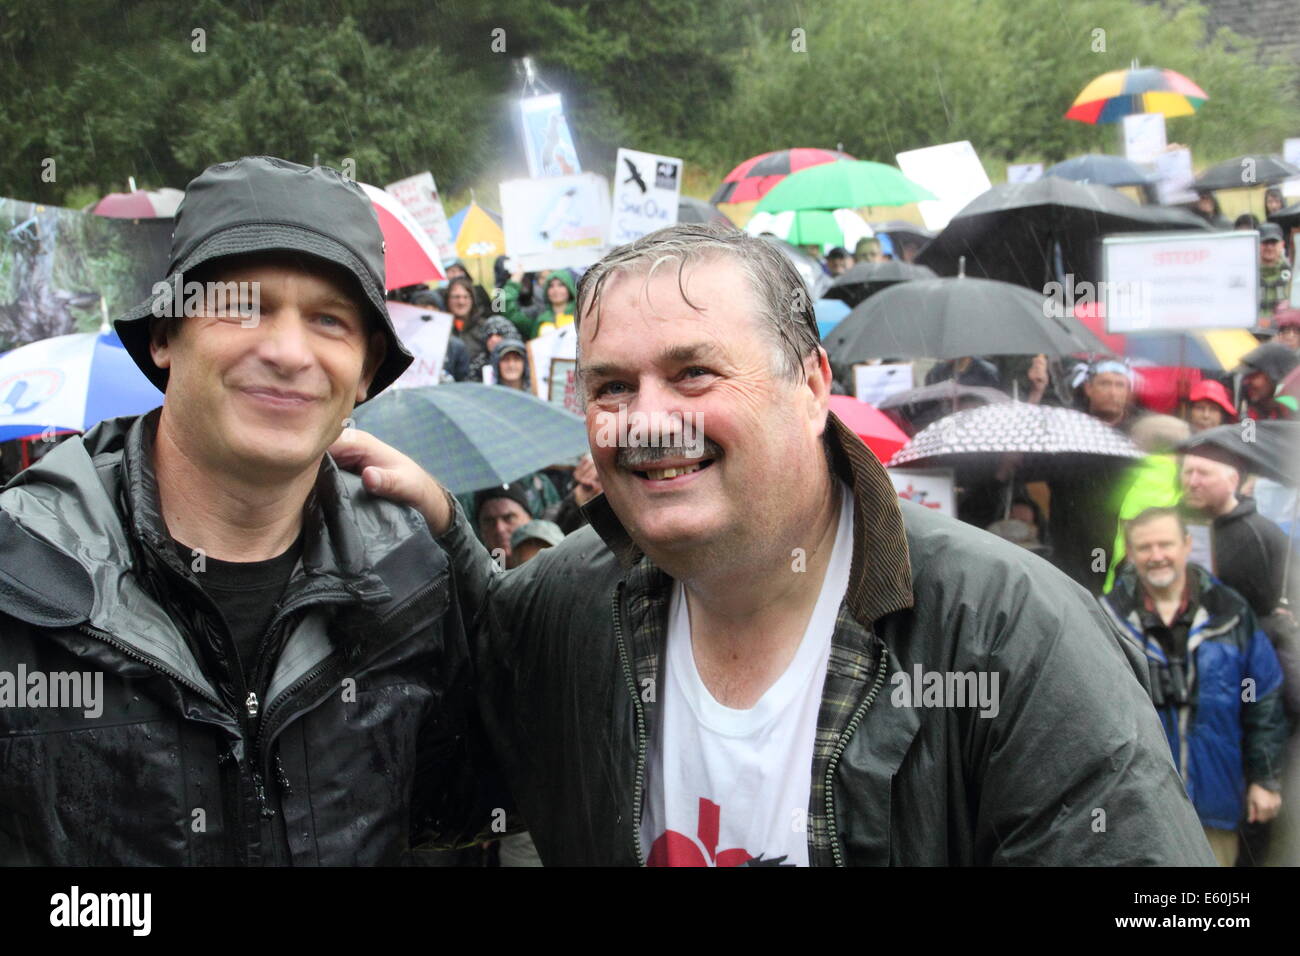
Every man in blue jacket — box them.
[1103,506,1288,865]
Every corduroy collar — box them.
[581,411,914,628]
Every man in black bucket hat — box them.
[0,157,496,864]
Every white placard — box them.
[610,148,683,246]
[1154,147,1196,206]
[1282,138,1300,199]
[1122,113,1167,165]
[1101,231,1258,332]
[387,302,453,388]
[385,172,457,264]
[520,93,582,179]
[887,468,956,517]
[853,363,914,406]
[1007,163,1043,184]
[501,173,610,272]
[526,324,578,398]
[895,141,992,231]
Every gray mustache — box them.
[617,436,723,469]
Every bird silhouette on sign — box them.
[622,158,647,194]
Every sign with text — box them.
[526,324,578,399]
[853,363,914,406]
[1154,147,1196,206]
[1122,113,1167,165]
[896,141,991,231]
[520,93,581,179]
[385,172,457,264]
[1102,231,1258,332]
[501,173,610,272]
[387,302,453,388]
[887,468,955,517]
[610,148,682,246]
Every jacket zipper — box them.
[823,641,891,867]
[610,584,648,866]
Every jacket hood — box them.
[544,269,577,306]
[579,411,914,628]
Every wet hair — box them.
[575,222,821,383]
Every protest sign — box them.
[1006,163,1043,184]
[887,468,955,517]
[1283,138,1300,200]
[527,324,578,399]
[520,93,582,179]
[548,358,581,415]
[610,148,682,246]
[1153,148,1196,206]
[386,302,452,388]
[501,173,610,272]
[1122,113,1167,165]
[853,363,914,406]
[385,172,457,264]
[1102,231,1258,332]
[895,141,991,231]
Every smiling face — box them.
[547,277,572,309]
[1128,514,1192,595]
[578,255,832,568]
[149,256,383,482]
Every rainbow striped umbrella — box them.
[1065,66,1207,124]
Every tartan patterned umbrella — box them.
[710,148,853,205]
[886,402,1142,480]
[350,382,589,494]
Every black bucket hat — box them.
[114,156,413,400]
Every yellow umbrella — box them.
[455,202,506,288]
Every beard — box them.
[1142,565,1178,590]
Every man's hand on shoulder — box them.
[329,428,452,535]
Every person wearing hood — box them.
[1237,343,1299,421]
[491,338,530,391]
[0,156,496,864]
[501,267,577,339]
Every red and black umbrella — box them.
[710,148,853,205]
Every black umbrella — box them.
[1045,154,1159,188]
[823,275,1110,365]
[678,196,736,229]
[824,260,935,306]
[916,178,1210,291]
[1194,154,1300,192]
[1178,421,1300,487]
[876,379,1011,436]
[1269,202,1300,235]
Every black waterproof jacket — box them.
[0,411,486,865]
[440,414,1217,865]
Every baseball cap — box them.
[472,480,534,521]
[114,156,413,400]
[1259,222,1284,243]
[510,519,565,551]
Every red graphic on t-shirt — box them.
[647,798,754,867]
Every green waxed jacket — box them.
[440,414,1218,866]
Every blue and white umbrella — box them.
[0,331,161,442]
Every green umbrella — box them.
[350,382,589,494]
[755,160,936,213]
[785,209,845,245]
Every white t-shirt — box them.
[640,483,855,867]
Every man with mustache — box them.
[336,224,1214,865]
[0,157,490,864]
[1102,507,1287,866]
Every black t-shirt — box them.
[172,532,304,686]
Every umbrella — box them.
[1065,65,1207,124]
[758,237,832,299]
[358,183,447,289]
[448,202,502,237]
[349,382,588,494]
[1194,155,1300,192]
[916,178,1209,290]
[91,187,184,219]
[886,402,1143,480]
[1178,421,1299,487]
[827,397,908,463]
[823,276,1109,365]
[453,201,506,288]
[876,379,1011,436]
[825,260,935,307]
[1072,303,1258,371]
[1044,154,1160,188]
[814,298,851,339]
[677,196,734,228]
[710,148,853,205]
[870,220,936,244]
[755,160,935,214]
[0,330,160,442]
[1269,201,1300,234]
[745,208,872,249]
